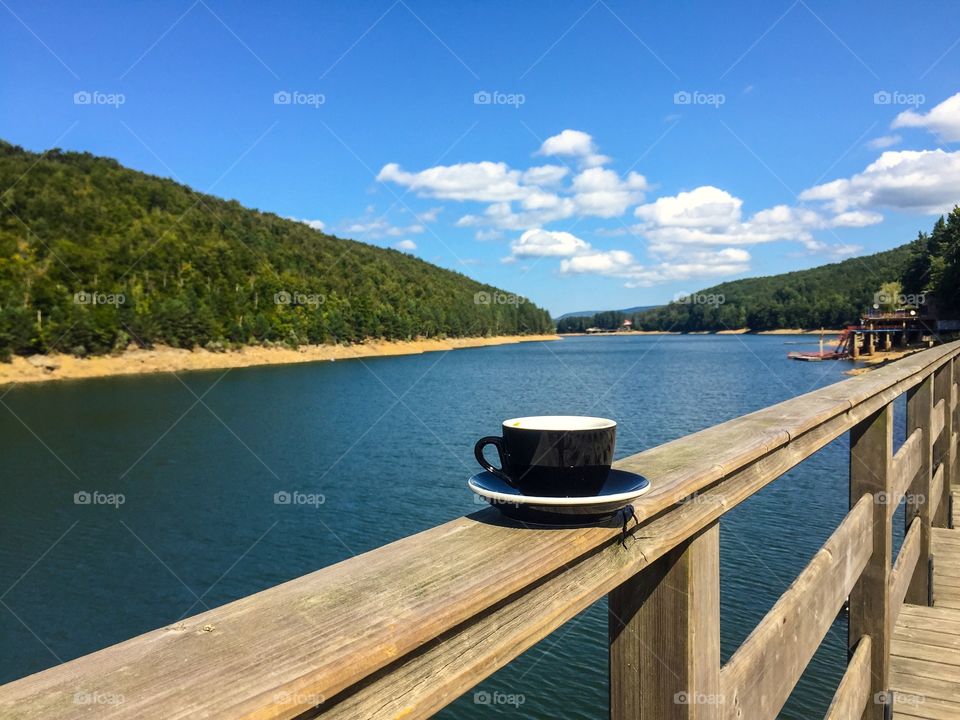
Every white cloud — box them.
[537,129,610,167]
[867,134,901,150]
[376,161,527,202]
[475,228,503,241]
[571,168,649,217]
[560,247,751,287]
[289,217,326,231]
[799,149,960,214]
[635,186,741,229]
[507,229,590,260]
[892,92,960,142]
[522,165,569,186]
[829,210,883,227]
[394,239,417,251]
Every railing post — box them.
[609,522,720,720]
[934,360,954,528]
[905,375,933,605]
[848,402,892,720]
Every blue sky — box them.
[2,0,959,315]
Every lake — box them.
[0,335,909,718]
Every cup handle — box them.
[474,436,514,486]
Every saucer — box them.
[468,469,650,525]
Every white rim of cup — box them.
[501,415,616,431]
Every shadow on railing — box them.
[1,342,958,720]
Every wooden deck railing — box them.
[1,341,958,720]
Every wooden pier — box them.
[0,341,958,719]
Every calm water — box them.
[0,335,909,718]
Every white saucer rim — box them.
[468,470,650,506]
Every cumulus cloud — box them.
[799,149,960,214]
[394,239,417,251]
[522,165,569,186]
[892,92,960,142]
[507,229,590,260]
[571,168,649,217]
[560,247,751,287]
[376,161,527,202]
[537,129,610,167]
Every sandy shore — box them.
[0,335,560,387]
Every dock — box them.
[889,491,960,719]
[0,341,957,719]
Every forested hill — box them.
[558,245,913,333]
[0,141,552,359]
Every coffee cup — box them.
[474,415,616,497]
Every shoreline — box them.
[0,335,560,387]
[559,328,843,337]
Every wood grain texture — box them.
[892,429,923,516]
[720,495,874,720]
[609,523,720,720]
[849,403,894,720]
[824,635,872,720]
[891,518,922,625]
[906,375,935,606]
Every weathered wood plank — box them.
[930,463,944,521]
[823,635,872,720]
[906,375,935,605]
[891,518,922,626]
[892,428,923,516]
[849,402,894,720]
[0,341,956,720]
[720,495,874,720]
[933,363,954,529]
[609,523,720,720]
[932,398,946,444]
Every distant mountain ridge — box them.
[0,141,553,359]
[556,305,661,320]
[557,246,914,333]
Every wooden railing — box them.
[1,341,958,720]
